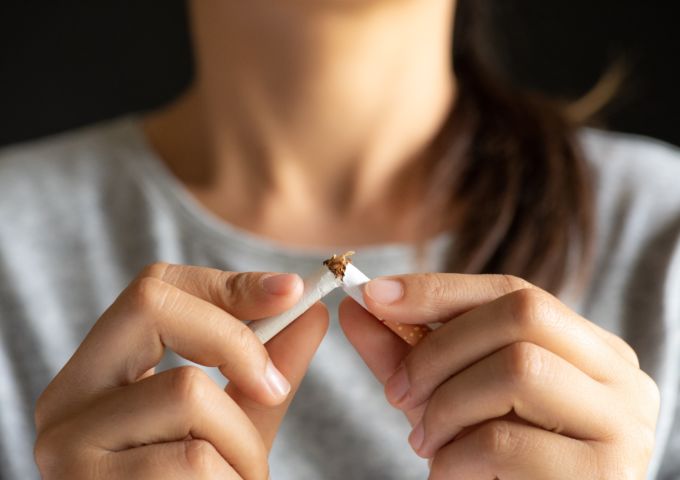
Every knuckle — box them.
[182,439,220,475]
[639,372,661,420]
[138,262,171,281]
[35,423,98,480]
[169,366,211,410]
[625,344,641,368]
[502,341,546,386]
[236,322,258,354]
[34,390,50,430]
[216,323,265,377]
[126,276,168,315]
[229,325,264,373]
[641,372,661,406]
[34,430,57,474]
[612,335,640,368]
[497,274,532,294]
[34,425,72,478]
[222,271,252,306]
[506,288,547,329]
[477,420,520,463]
[227,322,262,365]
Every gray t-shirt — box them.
[1,116,679,479]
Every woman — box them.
[1,0,678,478]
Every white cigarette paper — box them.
[341,263,371,308]
[248,252,432,345]
[249,267,343,343]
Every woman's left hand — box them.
[339,274,660,479]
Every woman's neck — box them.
[144,0,456,247]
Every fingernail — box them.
[409,421,425,453]
[385,364,410,405]
[365,279,404,305]
[264,360,291,398]
[261,273,300,295]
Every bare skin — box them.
[341,275,659,479]
[36,264,326,478]
[143,0,456,247]
[36,0,659,478]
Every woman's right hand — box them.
[34,263,329,480]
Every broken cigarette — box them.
[248,265,343,344]
[248,252,431,346]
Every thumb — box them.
[226,302,329,450]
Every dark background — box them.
[0,1,678,147]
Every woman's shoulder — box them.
[577,129,680,329]
[579,128,680,261]
[579,128,680,211]
[0,115,151,251]
[0,115,141,184]
[0,116,145,218]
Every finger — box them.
[228,302,330,450]
[143,262,304,320]
[362,273,639,366]
[412,342,617,459]
[59,278,291,405]
[428,420,598,480]
[362,273,533,322]
[59,366,268,480]
[389,288,630,410]
[106,440,242,479]
[338,297,425,426]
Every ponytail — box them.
[428,1,595,293]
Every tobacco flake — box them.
[323,251,356,279]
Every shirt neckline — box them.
[119,114,453,267]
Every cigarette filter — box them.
[341,262,430,346]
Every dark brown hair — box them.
[426,1,595,293]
